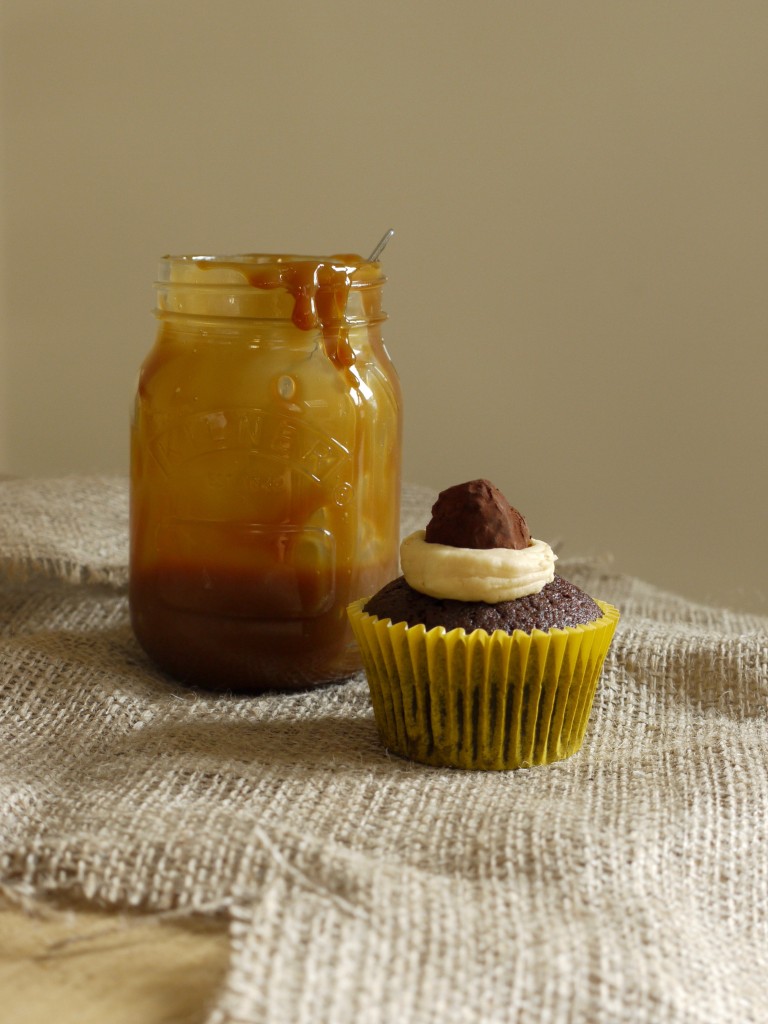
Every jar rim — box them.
[154,253,386,326]
[158,253,385,287]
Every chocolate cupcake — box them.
[348,480,619,770]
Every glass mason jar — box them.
[130,253,402,692]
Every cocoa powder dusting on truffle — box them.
[424,479,531,550]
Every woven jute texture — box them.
[1,476,767,1024]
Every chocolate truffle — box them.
[425,479,531,550]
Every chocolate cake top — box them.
[424,479,531,550]
[364,575,603,633]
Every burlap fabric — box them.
[1,476,766,1024]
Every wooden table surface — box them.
[0,897,230,1024]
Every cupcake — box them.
[348,480,619,770]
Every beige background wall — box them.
[1,1,766,613]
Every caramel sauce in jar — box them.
[130,254,401,691]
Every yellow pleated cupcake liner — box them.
[348,598,620,771]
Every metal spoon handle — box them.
[367,228,395,263]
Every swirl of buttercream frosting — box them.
[400,530,557,603]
